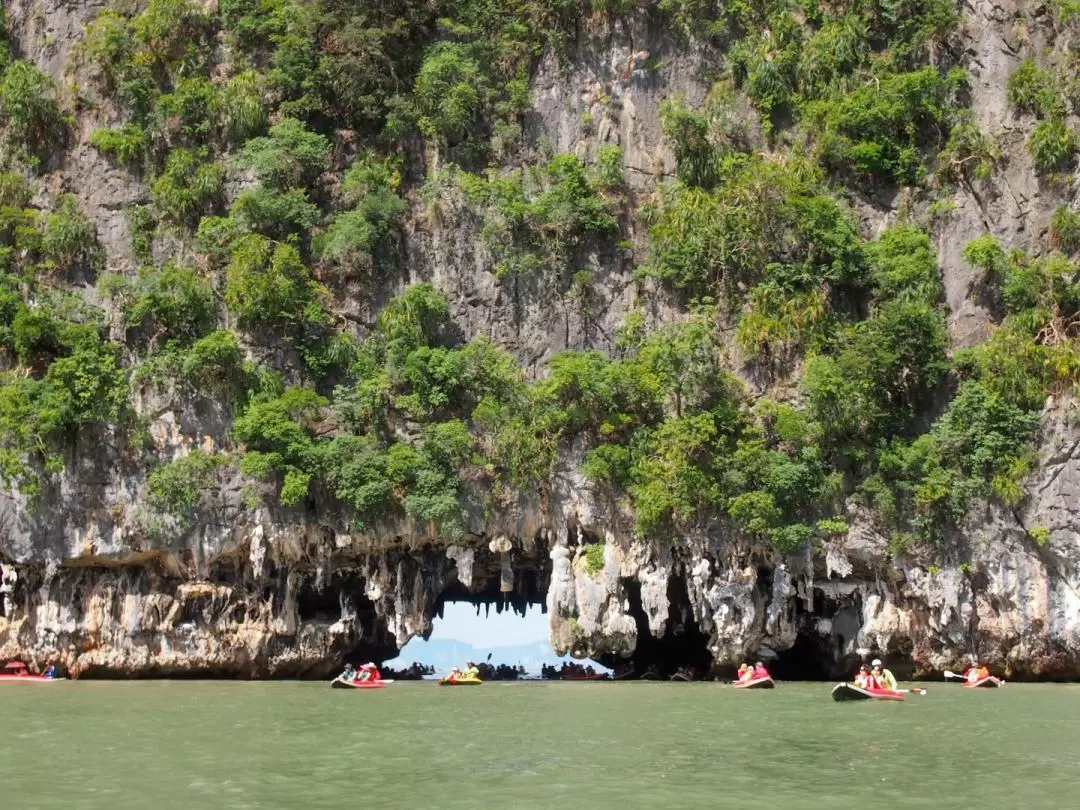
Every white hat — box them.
[871,659,882,667]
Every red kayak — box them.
[733,676,775,689]
[330,678,392,690]
[0,674,64,683]
[963,676,1004,688]
[0,662,64,682]
[831,683,905,702]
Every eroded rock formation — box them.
[2,2,1080,680]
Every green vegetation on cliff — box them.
[0,1,1075,553]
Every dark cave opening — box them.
[605,573,712,679]
[296,576,343,623]
[769,587,860,680]
[769,625,835,680]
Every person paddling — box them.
[963,660,986,684]
[752,661,770,679]
[871,659,897,690]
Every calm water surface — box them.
[1,681,1077,809]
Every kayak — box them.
[0,675,65,683]
[439,677,482,686]
[831,683,905,702]
[963,676,1004,688]
[330,678,392,689]
[733,676,775,689]
[563,674,607,681]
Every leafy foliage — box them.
[150,148,222,227]
[235,117,330,190]
[453,153,620,279]
[319,153,407,271]
[1028,118,1078,174]
[147,449,225,514]
[224,234,328,333]
[90,124,148,168]
[1,0,1067,559]
[0,60,68,155]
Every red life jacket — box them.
[752,666,770,679]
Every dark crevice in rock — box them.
[771,587,858,680]
[610,571,711,678]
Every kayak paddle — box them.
[943,670,967,680]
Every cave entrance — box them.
[603,572,712,680]
[386,599,572,679]
[768,587,861,680]
[381,543,570,679]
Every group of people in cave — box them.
[380,662,434,680]
[541,662,606,680]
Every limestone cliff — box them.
[1,1,1079,680]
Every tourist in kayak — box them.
[356,662,381,682]
[871,659,897,690]
[463,661,480,680]
[963,660,989,684]
[338,663,356,682]
[853,664,872,688]
[752,661,770,679]
[42,662,57,679]
[446,666,462,682]
[736,663,754,682]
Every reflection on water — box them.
[1,682,1078,809]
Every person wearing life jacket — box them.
[42,662,58,679]
[853,664,871,688]
[736,663,753,682]
[463,661,480,680]
[752,661,770,679]
[867,663,888,690]
[871,659,897,690]
[338,663,356,682]
[356,662,380,682]
[963,661,982,684]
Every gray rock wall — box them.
[2,3,1080,679]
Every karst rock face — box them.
[1,1,1079,679]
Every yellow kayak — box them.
[438,677,482,686]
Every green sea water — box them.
[1,681,1077,809]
